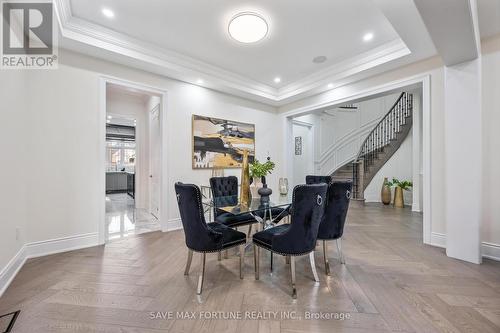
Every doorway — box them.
[103,82,164,242]
[292,120,314,187]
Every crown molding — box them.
[54,0,411,106]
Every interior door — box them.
[292,122,313,187]
[149,104,161,219]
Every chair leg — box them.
[254,244,260,280]
[309,252,320,282]
[270,252,273,272]
[286,255,290,265]
[323,240,330,275]
[290,256,297,299]
[196,253,206,295]
[224,249,229,259]
[336,238,345,264]
[184,249,193,275]
[239,244,245,279]
[218,251,222,261]
[247,224,253,239]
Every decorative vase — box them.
[394,187,404,208]
[258,184,272,203]
[240,150,250,206]
[381,177,391,205]
[250,177,262,199]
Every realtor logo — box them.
[1,0,58,69]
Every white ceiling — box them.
[54,0,500,106]
[478,0,500,39]
[70,0,399,87]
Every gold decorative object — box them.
[381,177,391,205]
[394,187,404,208]
[240,150,251,206]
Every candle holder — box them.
[279,178,289,195]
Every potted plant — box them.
[386,178,412,208]
[249,157,275,199]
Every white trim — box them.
[429,234,500,262]
[163,218,183,232]
[0,233,99,297]
[430,232,446,248]
[0,247,26,297]
[53,0,411,105]
[99,76,169,242]
[24,233,99,259]
[482,242,500,261]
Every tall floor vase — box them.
[393,187,404,208]
[381,177,391,205]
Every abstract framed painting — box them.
[192,115,255,169]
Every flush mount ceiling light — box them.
[363,32,374,42]
[196,79,204,84]
[102,8,115,18]
[274,77,281,83]
[228,12,268,43]
[327,83,334,89]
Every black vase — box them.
[258,184,272,203]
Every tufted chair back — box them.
[272,183,328,255]
[305,175,332,185]
[175,182,223,252]
[210,176,239,217]
[318,181,352,240]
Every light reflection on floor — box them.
[105,193,161,241]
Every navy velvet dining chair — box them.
[252,183,328,298]
[317,181,352,274]
[175,182,247,295]
[305,175,332,185]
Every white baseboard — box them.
[162,218,182,232]
[430,232,446,248]
[0,247,27,297]
[24,232,99,259]
[0,232,99,298]
[482,242,500,261]
[429,233,500,262]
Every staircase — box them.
[330,92,413,201]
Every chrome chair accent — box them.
[175,182,246,295]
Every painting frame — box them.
[191,114,256,169]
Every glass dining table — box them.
[205,192,293,229]
[203,191,292,271]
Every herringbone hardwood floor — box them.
[1,204,499,332]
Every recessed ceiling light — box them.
[363,32,374,42]
[107,115,112,119]
[313,56,327,64]
[196,79,204,84]
[327,83,334,89]
[274,77,281,83]
[106,120,111,123]
[102,8,115,19]
[228,12,268,43]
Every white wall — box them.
[482,36,500,249]
[24,49,283,244]
[0,70,28,288]
[280,56,447,238]
[106,91,150,209]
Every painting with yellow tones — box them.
[192,115,255,169]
